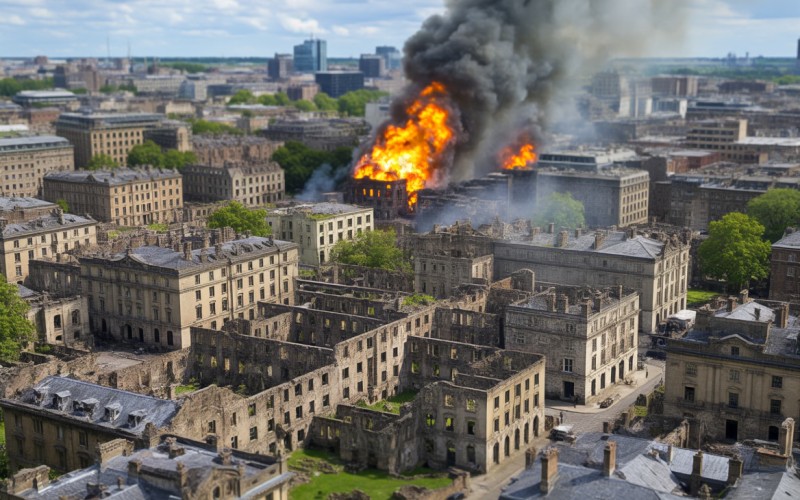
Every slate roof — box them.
[506,230,666,260]
[0,136,71,153]
[44,168,180,186]
[772,231,800,249]
[270,202,369,217]
[714,301,775,323]
[14,437,293,499]
[499,433,793,500]
[0,197,55,212]
[5,376,179,436]
[1,213,95,238]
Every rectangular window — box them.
[771,399,782,415]
[563,358,573,373]
[772,376,783,389]
[684,386,695,403]
[728,392,739,408]
[685,363,697,376]
[729,370,739,382]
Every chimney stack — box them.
[727,297,737,312]
[739,289,749,304]
[594,231,606,250]
[667,445,674,464]
[547,292,557,312]
[540,447,559,494]
[727,457,743,485]
[557,294,569,313]
[689,451,704,496]
[548,222,555,234]
[603,441,617,477]
[776,303,789,329]
[183,242,192,261]
[557,230,569,248]
[779,418,795,457]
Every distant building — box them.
[376,46,402,71]
[769,230,800,302]
[17,284,88,346]
[191,135,283,167]
[79,236,299,349]
[293,39,327,73]
[261,118,366,151]
[314,71,365,98]
[182,162,285,207]
[266,203,373,265]
[142,120,192,152]
[43,167,183,226]
[0,205,97,284]
[651,75,698,97]
[359,54,385,78]
[0,376,178,474]
[54,112,163,168]
[286,83,319,102]
[0,136,74,198]
[12,90,77,108]
[268,53,294,80]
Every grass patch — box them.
[147,223,169,233]
[175,384,198,395]
[288,448,450,500]
[402,294,435,307]
[357,390,418,415]
[687,289,718,307]
[0,421,5,446]
[633,406,648,417]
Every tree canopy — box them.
[188,119,243,136]
[0,277,36,362]
[271,141,353,193]
[127,140,196,170]
[337,89,389,117]
[86,154,119,170]
[313,92,338,112]
[746,188,800,243]
[55,199,69,213]
[330,229,411,273]
[533,192,586,230]
[698,212,771,290]
[0,77,54,97]
[207,202,271,237]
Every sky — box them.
[0,0,799,59]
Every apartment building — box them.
[492,226,691,333]
[54,112,163,168]
[769,230,800,302]
[0,376,177,474]
[0,136,74,198]
[79,236,299,349]
[182,162,285,208]
[266,203,373,265]
[43,167,183,226]
[0,208,97,283]
[505,284,639,405]
[663,295,799,443]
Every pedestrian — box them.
[573,394,578,407]
[560,410,564,423]
[646,369,649,378]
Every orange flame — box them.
[353,82,456,208]
[500,142,537,171]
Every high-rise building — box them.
[359,54,385,78]
[268,53,294,80]
[293,39,327,73]
[314,71,364,98]
[376,46,402,71]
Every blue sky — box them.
[0,0,798,58]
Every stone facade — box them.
[266,203,373,265]
[504,282,639,405]
[43,167,183,226]
[769,230,800,302]
[79,236,299,349]
[191,136,283,168]
[663,296,800,444]
[182,162,285,207]
[20,286,89,346]
[0,137,74,198]
[0,209,97,284]
[347,178,409,220]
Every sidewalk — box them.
[545,360,664,415]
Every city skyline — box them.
[0,0,798,59]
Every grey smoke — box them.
[297,163,349,202]
[368,0,689,184]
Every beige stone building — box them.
[43,167,183,226]
[0,136,74,198]
[492,225,691,333]
[79,236,299,349]
[663,295,800,444]
[266,203,373,265]
[0,208,97,284]
[54,112,163,168]
[18,284,89,346]
[182,162,285,208]
[505,282,639,404]
[191,135,283,167]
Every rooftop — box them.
[44,167,181,186]
[500,230,667,260]
[1,213,95,238]
[772,230,800,249]
[0,197,56,212]
[0,135,72,153]
[269,202,369,217]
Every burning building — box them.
[348,178,409,221]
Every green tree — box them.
[533,192,585,230]
[698,212,771,291]
[292,99,317,112]
[207,202,271,237]
[55,199,69,213]
[330,229,411,272]
[337,89,389,117]
[274,92,291,106]
[746,188,800,242]
[127,140,164,167]
[0,276,36,362]
[228,89,256,105]
[163,150,197,171]
[258,94,278,106]
[189,119,243,136]
[313,92,338,112]
[271,141,353,193]
[86,154,119,170]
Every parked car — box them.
[551,424,576,442]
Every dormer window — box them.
[128,409,147,427]
[52,391,71,411]
[104,403,121,422]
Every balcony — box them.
[675,397,705,410]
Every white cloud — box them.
[332,25,350,36]
[29,7,53,18]
[278,14,326,35]
[0,14,25,26]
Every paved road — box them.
[467,359,665,499]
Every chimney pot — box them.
[727,457,743,485]
[727,297,737,312]
[603,441,617,477]
[548,222,555,234]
